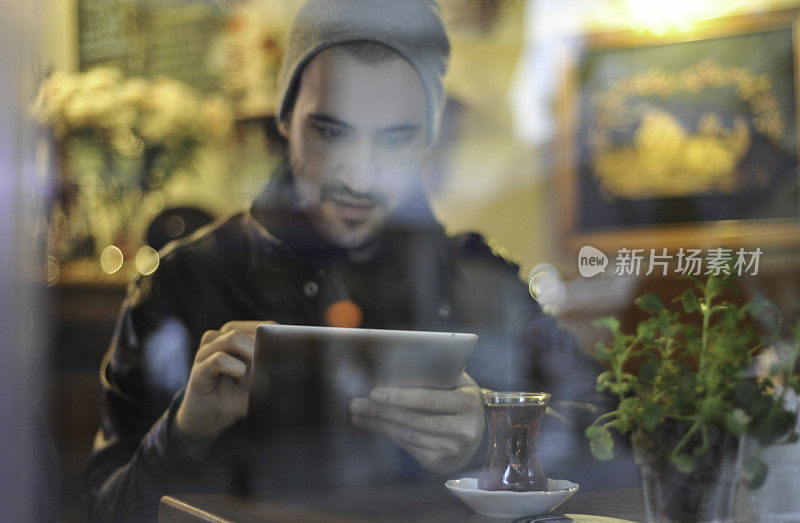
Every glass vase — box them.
[633,425,741,522]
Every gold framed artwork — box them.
[557,10,800,252]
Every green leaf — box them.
[724,408,751,435]
[585,425,603,440]
[635,293,665,314]
[610,417,632,434]
[636,321,657,344]
[641,403,663,431]
[741,457,769,489]
[588,427,614,461]
[714,305,738,331]
[593,316,620,334]
[639,360,662,383]
[670,453,695,474]
[681,289,701,314]
[699,397,727,425]
[691,442,709,458]
[595,370,615,392]
[609,382,631,396]
[594,341,613,360]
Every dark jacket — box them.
[83,163,603,521]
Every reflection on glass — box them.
[99,245,124,274]
[135,246,159,275]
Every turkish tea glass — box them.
[478,390,550,492]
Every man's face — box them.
[278,47,429,249]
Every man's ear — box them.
[277,117,290,139]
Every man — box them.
[84,1,604,521]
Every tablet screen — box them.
[248,325,477,432]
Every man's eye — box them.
[315,125,347,140]
[380,132,413,147]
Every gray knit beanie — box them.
[277,0,450,144]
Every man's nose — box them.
[340,138,377,194]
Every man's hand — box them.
[348,372,484,474]
[174,321,270,460]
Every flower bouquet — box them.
[33,67,233,263]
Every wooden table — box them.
[159,484,646,522]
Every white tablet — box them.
[253,324,476,388]
[248,325,477,432]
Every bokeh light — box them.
[46,256,60,286]
[145,191,166,215]
[164,215,186,238]
[324,300,363,328]
[528,263,565,314]
[135,245,160,275]
[99,245,124,274]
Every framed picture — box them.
[557,10,800,252]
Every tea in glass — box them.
[478,390,550,492]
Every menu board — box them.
[78,0,224,92]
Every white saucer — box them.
[445,477,579,518]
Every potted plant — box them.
[585,270,800,522]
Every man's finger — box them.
[199,329,222,347]
[195,330,254,364]
[220,320,276,338]
[196,351,248,382]
[368,386,479,414]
